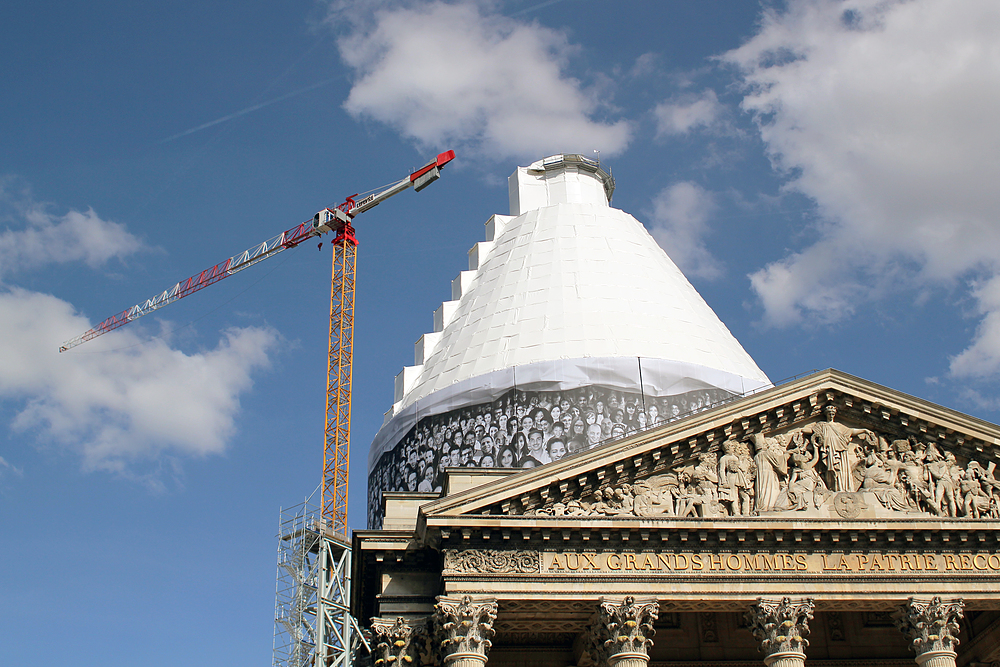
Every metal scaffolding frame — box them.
[273,497,365,667]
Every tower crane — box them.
[59,149,456,539]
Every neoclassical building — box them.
[352,157,1000,667]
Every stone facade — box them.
[352,371,1000,666]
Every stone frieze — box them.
[443,549,541,575]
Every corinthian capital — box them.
[746,597,815,659]
[893,597,965,655]
[594,595,659,664]
[371,617,423,667]
[434,595,498,664]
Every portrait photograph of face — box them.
[499,447,515,468]
[547,438,567,462]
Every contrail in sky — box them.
[509,0,574,17]
[160,76,339,143]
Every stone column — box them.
[893,597,965,667]
[587,596,659,667]
[371,617,426,667]
[434,595,498,667]
[745,597,815,667]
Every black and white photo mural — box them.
[366,382,732,529]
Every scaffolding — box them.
[273,496,366,667]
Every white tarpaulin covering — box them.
[368,155,770,471]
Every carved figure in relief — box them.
[960,461,993,518]
[794,405,874,492]
[718,438,755,516]
[751,432,789,513]
[675,463,725,518]
[583,486,630,516]
[925,445,959,517]
[589,488,614,516]
[785,433,828,511]
[563,496,588,516]
[855,441,914,512]
[694,453,719,499]
[632,474,678,517]
[958,459,1000,518]
[971,460,1000,497]
[530,490,583,517]
[613,485,634,515]
[674,471,704,517]
[897,448,935,513]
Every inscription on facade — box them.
[541,551,1000,575]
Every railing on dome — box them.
[526,153,616,202]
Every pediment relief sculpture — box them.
[513,404,1000,520]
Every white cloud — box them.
[654,89,722,137]
[0,183,280,478]
[335,1,631,160]
[949,276,1000,379]
[629,52,660,79]
[723,0,1000,375]
[0,180,144,276]
[648,182,722,281]
[747,238,869,326]
[0,287,280,474]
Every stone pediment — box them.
[418,369,1000,528]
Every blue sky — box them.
[3,0,1000,664]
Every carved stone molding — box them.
[746,597,815,667]
[443,549,540,575]
[826,612,845,641]
[502,599,596,614]
[893,597,965,667]
[495,618,581,636]
[434,595,498,667]
[371,617,426,667]
[699,612,718,643]
[494,630,577,645]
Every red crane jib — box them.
[59,149,456,353]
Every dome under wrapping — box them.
[366,155,770,528]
